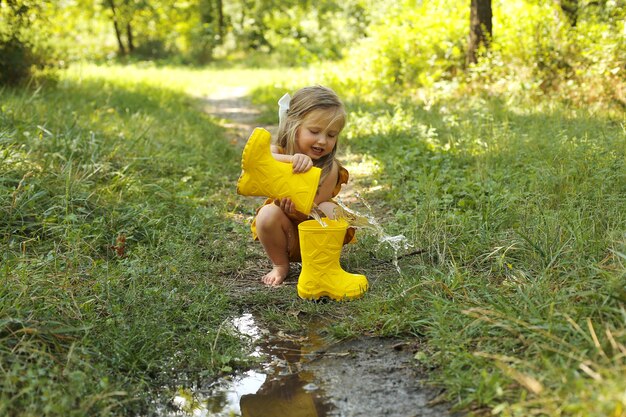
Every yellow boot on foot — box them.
[236,127,321,215]
[297,219,368,301]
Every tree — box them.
[466,0,492,65]
[107,0,127,55]
[216,0,224,40]
[106,0,138,56]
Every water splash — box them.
[335,193,413,274]
[309,205,328,227]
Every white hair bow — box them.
[278,93,291,125]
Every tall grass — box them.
[345,97,626,415]
[0,64,288,415]
[251,81,625,416]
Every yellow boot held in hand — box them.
[297,219,368,301]
[236,127,321,215]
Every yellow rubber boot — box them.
[297,219,368,301]
[236,127,321,215]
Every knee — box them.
[256,204,286,231]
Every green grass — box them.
[252,81,626,416]
[336,94,626,416]
[2,63,625,417]
[0,64,293,416]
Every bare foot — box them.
[261,264,289,286]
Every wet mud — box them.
[167,314,459,417]
[305,337,459,417]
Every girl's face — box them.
[294,108,344,160]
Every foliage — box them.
[100,0,224,62]
[468,0,626,110]
[0,0,371,67]
[4,0,626,103]
[223,0,372,65]
[329,0,626,110]
[339,0,467,91]
[0,1,60,85]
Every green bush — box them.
[0,36,32,85]
[0,1,59,85]
[468,1,626,109]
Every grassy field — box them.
[2,64,625,416]
[253,80,626,416]
[0,64,291,416]
[344,98,626,416]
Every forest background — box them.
[2,0,626,416]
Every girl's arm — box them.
[270,145,313,173]
[314,161,339,205]
[270,145,293,163]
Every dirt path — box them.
[199,87,459,417]
[202,86,277,145]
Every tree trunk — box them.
[216,0,224,41]
[126,22,134,53]
[107,0,126,55]
[466,0,492,65]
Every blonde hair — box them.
[276,85,346,184]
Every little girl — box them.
[251,85,355,286]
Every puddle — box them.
[163,313,460,417]
[165,313,335,417]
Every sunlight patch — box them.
[342,153,382,178]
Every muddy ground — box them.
[305,337,459,417]
[199,88,460,417]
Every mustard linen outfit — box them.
[250,153,355,262]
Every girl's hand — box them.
[291,153,313,173]
[275,198,296,214]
